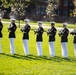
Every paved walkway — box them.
[2,21,73,31]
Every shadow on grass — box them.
[0,53,76,62]
[0,73,4,75]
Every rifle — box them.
[20,26,25,32]
[70,29,76,35]
[58,29,64,36]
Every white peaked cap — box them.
[10,18,16,21]
[38,21,43,24]
[63,23,67,26]
[50,22,55,24]
[24,19,30,22]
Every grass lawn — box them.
[0,21,76,75]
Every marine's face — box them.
[63,25,66,29]
[51,24,54,28]
[38,23,42,27]
[11,20,15,23]
[25,21,29,25]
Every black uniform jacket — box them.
[0,22,3,38]
[73,35,76,43]
[8,23,17,38]
[60,28,69,42]
[21,24,31,40]
[35,27,44,42]
[47,27,57,42]
[70,29,76,43]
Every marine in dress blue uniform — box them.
[34,21,44,56]
[8,18,17,54]
[20,19,31,55]
[0,17,3,53]
[58,23,69,58]
[46,22,57,57]
[70,29,76,57]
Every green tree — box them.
[0,0,59,23]
[1,0,30,27]
[46,0,59,21]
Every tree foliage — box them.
[0,0,59,20]
[45,0,59,21]
[1,0,30,16]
